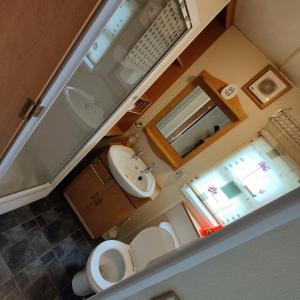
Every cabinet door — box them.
[81,184,135,238]
[0,0,102,159]
[64,159,112,212]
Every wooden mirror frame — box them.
[144,71,247,169]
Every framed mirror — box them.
[145,71,247,169]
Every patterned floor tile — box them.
[25,223,51,256]
[0,212,17,232]
[0,255,11,286]
[24,274,58,300]
[15,259,47,293]
[53,237,77,259]
[12,206,33,224]
[2,239,36,275]
[61,248,86,278]
[29,198,52,216]
[36,209,59,228]
[0,225,26,253]
[40,250,56,265]
[0,188,95,299]
[45,257,70,290]
[43,221,68,245]
[0,279,19,299]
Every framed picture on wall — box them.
[242,64,292,109]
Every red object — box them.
[200,225,223,237]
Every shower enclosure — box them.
[0,0,203,211]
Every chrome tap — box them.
[142,162,156,174]
[132,149,144,159]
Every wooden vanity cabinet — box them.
[64,158,113,212]
[81,184,135,238]
[64,157,135,238]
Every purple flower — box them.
[259,161,270,172]
[208,186,218,194]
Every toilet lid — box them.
[130,227,175,271]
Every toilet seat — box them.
[84,225,178,293]
[86,240,135,292]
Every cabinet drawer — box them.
[64,159,113,211]
[81,183,134,237]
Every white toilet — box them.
[72,222,180,296]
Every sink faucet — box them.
[142,162,156,174]
[132,150,144,159]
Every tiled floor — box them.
[0,189,102,299]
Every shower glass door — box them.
[0,0,190,197]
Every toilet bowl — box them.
[72,222,179,296]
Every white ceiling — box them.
[234,0,300,87]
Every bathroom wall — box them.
[124,216,300,300]
[235,0,300,88]
[165,204,198,245]
[118,26,300,240]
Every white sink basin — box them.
[108,145,155,198]
[64,86,105,129]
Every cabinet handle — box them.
[90,192,99,200]
[90,163,104,184]
[19,98,44,120]
[94,198,103,205]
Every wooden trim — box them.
[225,0,236,29]
[242,64,292,110]
[181,202,200,237]
[106,125,124,137]
[64,193,95,238]
[144,71,247,169]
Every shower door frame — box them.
[0,0,228,213]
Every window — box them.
[182,136,300,227]
[84,0,139,70]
